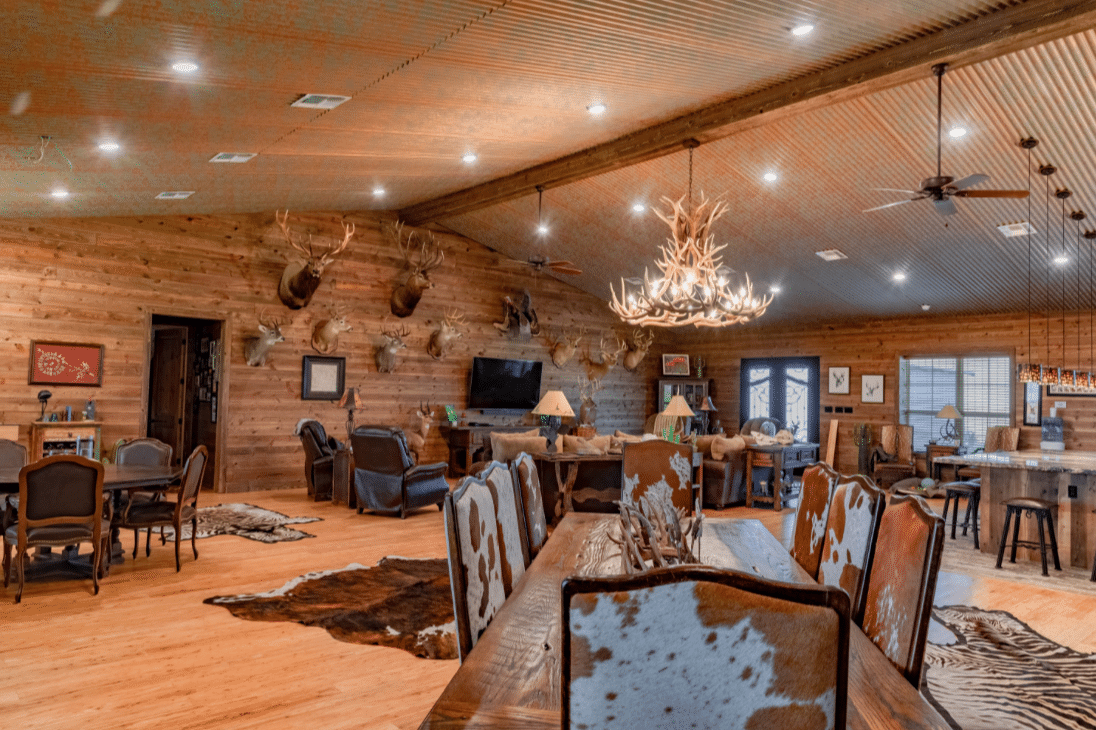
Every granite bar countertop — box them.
[935,450,1096,475]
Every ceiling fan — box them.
[865,63,1029,216]
[500,253,583,276]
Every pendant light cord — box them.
[1026,145,1032,366]
[688,148,694,215]
[1062,196,1067,372]
[1046,171,1052,369]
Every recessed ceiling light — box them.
[291,93,351,110]
[462,153,477,164]
[949,127,967,138]
[171,61,199,74]
[763,171,778,182]
[922,304,931,311]
[209,152,257,163]
[536,224,549,235]
[632,203,645,213]
[98,141,120,152]
[893,272,907,282]
[1054,255,1070,265]
[372,187,385,197]
[791,24,814,36]
[587,103,607,115]
[51,189,69,199]
[770,285,782,294]
[816,249,847,261]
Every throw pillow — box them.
[613,431,645,443]
[490,432,548,462]
[562,435,602,455]
[694,435,720,458]
[710,435,746,461]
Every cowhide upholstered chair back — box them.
[621,439,695,514]
[861,494,945,687]
[510,452,548,559]
[817,473,887,624]
[562,566,850,730]
[792,463,840,579]
[444,462,530,662]
[880,424,914,463]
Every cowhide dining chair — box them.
[444,461,529,661]
[562,565,851,730]
[510,452,548,559]
[620,439,695,514]
[792,463,840,579]
[817,473,887,624]
[861,494,945,687]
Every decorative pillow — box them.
[613,431,645,443]
[710,435,746,461]
[490,432,548,462]
[775,429,794,445]
[694,435,720,458]
[562,435,602,455]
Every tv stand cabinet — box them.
[439,424,530,478]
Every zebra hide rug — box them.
[161,503,320,543]
[924,605,1096,730]
[204,557,457,660]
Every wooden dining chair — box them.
[817,473,887,624]
[119,445,207,571]
[2,455,107,603]
[562,565,850,730]
[621,439,694,514]
[510,452,548,559]
[792,462,840,579]
[860,494,945,687]
[115,437,174,557]
[0,438,28,533]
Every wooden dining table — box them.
[420,512,949,730]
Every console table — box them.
[745,442,820,510]
[438,424,530,478]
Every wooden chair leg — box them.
[942,493,953,536]
[190,516,198,560]
[1009,510,1022,564]
[971,493,980,550]
[146,528,153,557]
[132,529,140,559]
[996,507,1013,569]
[15,546,26,603]
[2,540,10,588]
[1036,513,1049,576]
[1045,511,1062,571]
[92,540,101,595]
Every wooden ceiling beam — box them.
[399,0,1096,226]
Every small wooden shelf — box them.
[30,421,102,461]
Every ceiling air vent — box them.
[155,191,195,200]
[815,249,848,262]
[291,94,351,110]
[997,221,1035,237]
[209,152,256,163]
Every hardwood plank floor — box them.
[2,491,1093,729]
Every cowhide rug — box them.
[161,503,321,543]
[924,605,1096,730]
[204,556,457,660]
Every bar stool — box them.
[996,497,1061,577]
[940,481,980,549]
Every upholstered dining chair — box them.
[3,455,107,603]
[510,452,548,559]
[119,445,208,571]
[792,463,840,579]
[620,439,695,514]
[872,424,915,489]
[444,463,529,661]
[0,438,28,533]
[115,437,174,557]
[860,494,945,687]
[817,473,887,624]
[562,566,851,730]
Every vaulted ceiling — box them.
[6,0,1096,326]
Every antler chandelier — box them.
[610,145,772,328]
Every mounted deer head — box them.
[404,402,434,464]
[622,328,655,372]
[389,221,444,317]
[375,320,410,373]
[275,210,354,310]
[578,379,604,426]
[581,334,626,384]
[311,304,352,354]
[245,310,286,366]
[427,308,465,360]
[543,325,584,369]
[492,290,539,340]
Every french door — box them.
[739,357,820,443]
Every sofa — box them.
[693,434,749,509]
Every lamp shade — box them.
[338,387,363,410]
[532,390,574,418]
[699,395,717,412]
[936,404,961,420]
[661,394,696,417]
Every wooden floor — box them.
[3,490,1095,729]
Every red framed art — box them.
[29,341,104,386]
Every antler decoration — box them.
[608,494,704,575]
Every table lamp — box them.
[532,390,574,449]
[661,395,695,441]
[338,387,363,439]
[37,390,52,421]
[936,404,961,444]
[698,395,717,435]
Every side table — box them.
[925,443,959,482]
[745,442,820,510]
[331,447,356,508]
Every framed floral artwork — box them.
[29,341,104,386]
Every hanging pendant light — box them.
[1087,229,1096,390]
[1073,211,1090,389]
[1058,189,1076,387]
[1017,138,1040,382]
[1040,164,1060,385]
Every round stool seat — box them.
[941,481,979,494]
[941,482,981,549]
[997,497,1061,576]
[1002,497,1054,510]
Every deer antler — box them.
[258,308,283,329]
[318,220,354,264]
[443,307,466,327]
[276,209,313,259]
[381,321,411,340]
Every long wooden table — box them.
[420,512,949,729]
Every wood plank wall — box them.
[671,311,1096,474]
[0,212,665,492]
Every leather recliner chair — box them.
[350,426,449,518]
[297,420,339,501]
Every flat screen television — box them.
[468,356,542,411]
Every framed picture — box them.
[828,366,850,394]
[29,341,104,386]
[861,374,884,403]
[1024,381,1042,426]
[662,354,690,376]
[301,356,345,401]
[1047,383,1096,397]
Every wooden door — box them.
[148,326,187,466]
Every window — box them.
[739,357,820,442]
[899,355,1012,452]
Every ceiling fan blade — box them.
[863,197,924,213]
[950,173,990,190]
[550,264,583,275]
[933,197,959,216]
[871,187,924,195]
[953,189,1030,199]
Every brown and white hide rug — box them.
[161,503,320,543]
[204,556,457,660]
[924,605,1096,730]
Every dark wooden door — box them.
[148,326,187,466]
